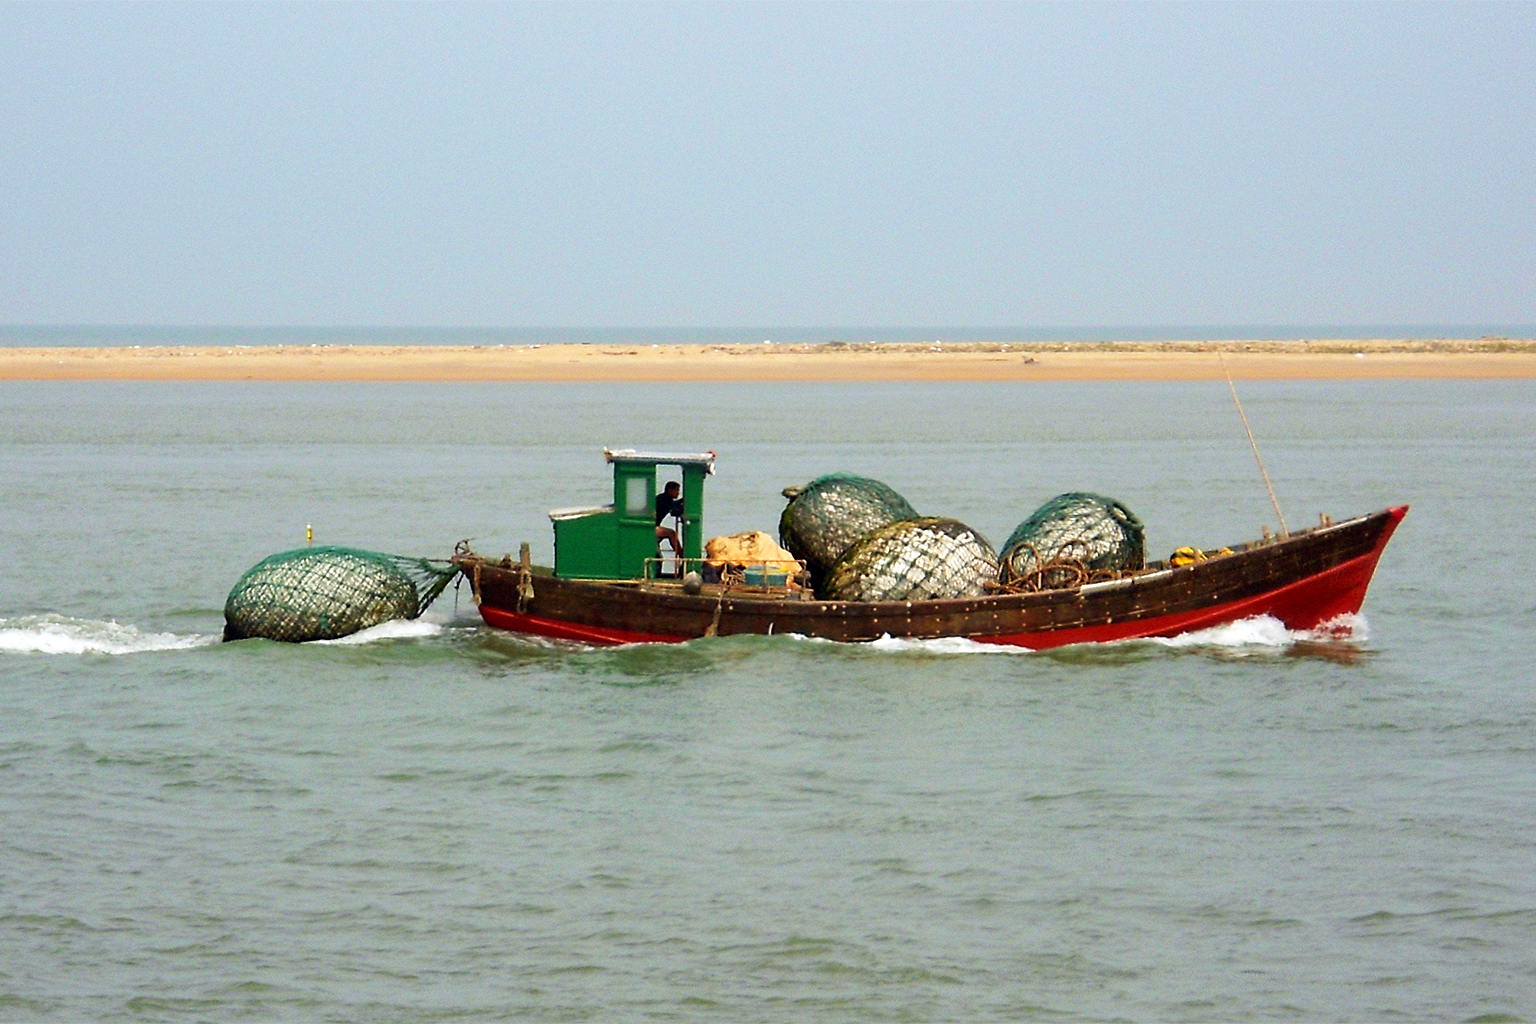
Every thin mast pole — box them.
[1219,351,1288,538]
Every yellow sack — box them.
[705,531,800,573]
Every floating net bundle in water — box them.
[779,474,920,588]
[999,493,1145,591]
[822,518,998,602]
[223,546,460,642]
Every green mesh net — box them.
[223,546,461,643]
[999,493,1145,591]
[779,474,920,588]
[822,518,998,602]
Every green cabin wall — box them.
[551,455,709,580]
[551,510,619,579]
[613,462,657,580]
[680,464,705,561]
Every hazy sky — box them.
[2,2,1531,328]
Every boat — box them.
[453,448,1406,649]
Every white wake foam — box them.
[867,634,1029,655]
[847,613,1368,656]
[0,616,216,656]
[1140,613,1368,649]
[312,618,444,645]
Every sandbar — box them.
[2,339,1533,382]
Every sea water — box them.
[1,378,1532,1022]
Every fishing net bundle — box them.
[822,518,999,602]
[779,474,920,587]
[223,546,460,642]
[999,493,1145,591]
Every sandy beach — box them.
[3,339,1533,382]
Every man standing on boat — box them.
[656,480,684,562]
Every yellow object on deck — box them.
[1170,545,1233,567]
[1170,546,1204,567]
[704,531,800,572]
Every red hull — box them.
[462,506,1406,649]
[478,604,693,646]
[977,539,1388,649]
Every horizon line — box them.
[4,322,1534,334]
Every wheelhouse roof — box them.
[602,448,716,472]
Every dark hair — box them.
[664,480,680,492]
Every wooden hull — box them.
[457,506,1406,649]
